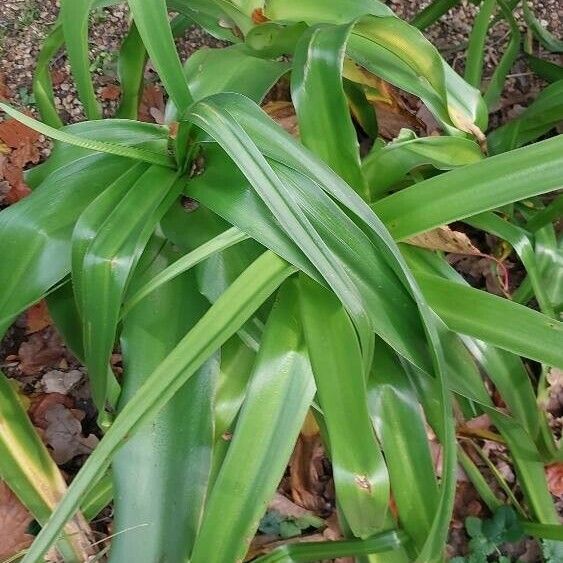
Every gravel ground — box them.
[0,0,226,122]
[0,0,560,123]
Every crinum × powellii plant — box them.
[0,0,562,561]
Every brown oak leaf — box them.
[18,329,64,375]
[0,482,34,561]
[139,84,165,124]
[100,84,121,101]
[25,300,52,334]
[546,463,563,497]
[29,393,74,429]
[0,74,12,101]
[0,117,40,150]
[263,101,299,137]
[44,404,99,464]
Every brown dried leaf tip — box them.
[251,8,269,24]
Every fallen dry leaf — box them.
[18,329,64,375]
[0,179,10,200]
[373,99,425,140]
[343,64,426,139]
[448,253,511,296]
[451,481,485,528]
[44,403,99,464]
[416,104,441,136]
[41,369,83,395]
[100,84,121,101]
[50,69,66,87]
[262,101,299,137]
[289,414,327,513]
[0,111,42,205]
[251,8,269,23]
[25,300,51,334]
[10,141,40,169]
[139,84,165,124]
[0,117,40,150]
[407,226,481,255]
[547,368,563,387]
[0,481,34,561]
[1,160,31,203]
[29,393,74,429]
[546,463,563,497]
[0,74,12,101]
[457,414,502,443]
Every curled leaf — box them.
[406,226,481,255]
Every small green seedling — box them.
[259,509,325,539]
[452,506,525,562]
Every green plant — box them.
[451,506,524,562]
[258,509,324,539]
[18,1,40,29]
[0,0,562,562]
[88,51,118,75]
[17,86,35,107]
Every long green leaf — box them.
[367,339,439,552]
[0,103,174,167]
[127,0,193,112]
[81,472,113,521]
[467,212,554,316]
[32,21,64,128]
[402,245,551,452]
[464,0,497,88]
[522,0,563,52]
[300,276,391,537]
[347,16,487,137]
[212,334,256,457]
[525,54,563,83]
[161,201,263,307]
[168,0,242,42]
[188,146,430,372]
[362,130,482,198]
[165,43,290,122]
[292,22,367,196]
[25,119,169,187]
[525,194,563,233]
[72,165,180,411]
[123,227,248,315]
[188,94,457,559]
[190,279,315,562]
[188,96,374,359]
[60,0,101,120]
[254,530,408,562]
[415,272,563,368]
[115,22,147,120]
[534,224,563,313]
[111,241,218,561]
[410,0,461,30]
[372,135,563,240]
[264,0,394,23]
[21,251,295,562]
[0,155,137,332]
[483,0,521,110]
